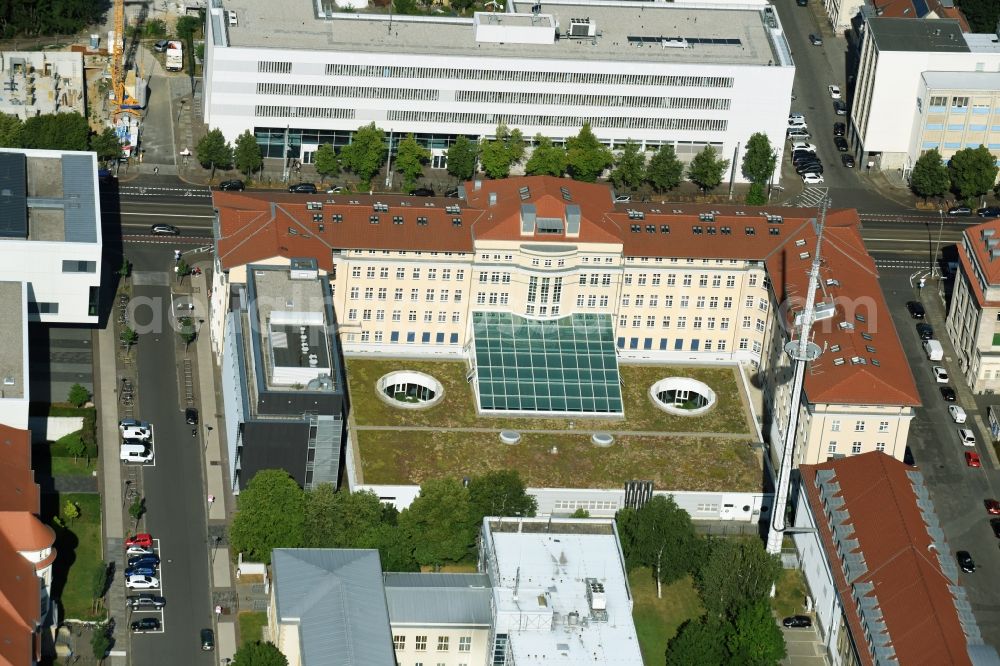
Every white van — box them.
[121,425,151,441]
[120,443,153,464]
[923,339,943,361]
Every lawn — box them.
[49,456,96,477]
[629,568,703,665]
[238,611,268,645]
[771,567,808,618]
[357,430,761,491]
[346,358,752,434]
[48,493,104,620]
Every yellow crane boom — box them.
[112,0,141,116]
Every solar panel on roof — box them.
[0,152,27,239]
[911,0,930,16]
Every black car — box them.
[948,205,973,216]
[409,187,435,197]
[940,386,957,402]
[151,224,179,236]
[808,34,822,45]
[833,100,847,115]
[991,518,1000,538]
[128,554,161,568]
[219,179,245,191]
[833,122,846,137]
[834,137,849,152]
[916,323,934,340]
[288,182,317,194]
[978,207,1000,218]
[131,617,161,633]
[783,615,812,628]
[792,155,822,166]
[127,594,166,610]
[201,628,215,651]
[444,188,460,198]
[186,407,199,425]
[841,154,855,168]
[957,550,976,573]
[796,163,824,175]
[906,301,926,319]
[797,0,807,5]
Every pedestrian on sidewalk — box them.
[208,494,215,507]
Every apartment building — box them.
[793,453,994,665]
[203,0,793,181]
[824,0,967,33]
[946,218,1000,392]
[851,17,1000,176]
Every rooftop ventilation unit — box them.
[373,202,388,212]
[560,186,572,201]
[699,212,715,222]
[799,252,810,259]
[445,205,461,214]
[826,278,840,287]
[839,321,854,331]
[586,578,607,611]
[568,17,596,38]
[519,186,531,201]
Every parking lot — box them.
[126,538,166,635]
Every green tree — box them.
[303,485,386,549]
[726,600,787,666]
[446,136,479,181]
[230,469,305,563]
[89,127,122,162]
[178,316,196,349]
[176,15,200,41]
[67,383,90,407]
[21,112,90,151]
[666,618,727,666]
[0,113,23,147]
[746,182,767,205]
[232,640,288,666]
[128,496,145,530]
[569,508,591,518]
[196,128,233,179]
[395,133,430,191]
[341,123,387,187]
[646,145,684,193]
[375,521,420,571]
[90,562,110,613]
[948,145,998,201]
[480,123,524,179]
[233,130,263,177]
[910,148,951,201]
[468,470,537,522]
[121,325,138,353]
[958,0,1000,33]
[394,0,420,14]
[65,435,87,462]
[117,257,132,279]
[91,622,111,662]
[314,143,340,184]
[695,537,782,618]
[144,19,167,38]
[688,146,730,193]
[524,135,567,177]
[741,132,777,185]
[610,140,645,191]
[616,496,701,597]
[399,478,476,568]
[62,499,80,522]
[565,123,613,182]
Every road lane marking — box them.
[103,211,216,219]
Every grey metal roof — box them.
[0,152,27,239]
[922,71,1000,91]
[866,17,969,53]
[60,153,98,243]
[273,549,396,666]
[383,573,493,626]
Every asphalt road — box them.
[127,243,215,665]
[879,265,1000,647]
[101,178,215,241]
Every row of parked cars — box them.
[119,419,155,464]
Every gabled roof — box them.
[800,454,979,666]
[0,528,39,666]
[0,425,37,513]
[870,0,970,31]
[0,513,54,554]
[272,548,395,666]
[383,573,492,626]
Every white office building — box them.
[204,0,794,180]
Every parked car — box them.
[957,550,976,573]
[991,518,1000,537]
[978,207,1000,218]
[933,366,949,383]
[958,428,976,446]
[128,554,161,568]
[834,137,849,152]
[916,323,934,340]
[788,112,806,123]
[287,182,317,194]
[326,185,344,194]
[127,594,166,610]
[126,545,155,556]
[120,425,150,441]
[832,122,846,137]
[131,618,161,633]
[791,142,816,153]
[201,628,215,651]
[797,0,807,5]
[125,533,153,548]
[906,301,926,319]
[153,40,169,53]
[150,224,179,236]
[949,405,967,423]
[792,152,820,164]
[985,499,1000,515]
[801,173,825,184]
[125,575,160,589]
[796,165,824,176]
[410,187,435,197]
[809,33,823,45]
[787,129,811,140]
[939,386,957,402]
[841,154,855,168]
[783,615,812,628]
[833,100,847,115]
[218,179,245,191]
[125,565,157,578]
[948,205,973,216]
[828,84,842,99]
[966,451,982,468]
[186,407,199,425]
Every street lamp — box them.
[932,208,945,279]
[177,98,186,124]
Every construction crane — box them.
[111,0,141,116]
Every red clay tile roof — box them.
[960,219,1000,305]
[0,530,39,666]
[0,425,37,515]
[0,513,54,553]
[874,0,970,30]
[800,454,973,666]
[213,176,919,407]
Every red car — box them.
[986,499,1000,515]
[125,533,153,548]
[966,452,982,468]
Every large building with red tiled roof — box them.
[827,0,969,32]
[794,453,995,666]
[211,175,918,473]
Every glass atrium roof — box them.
[471,312,623,414]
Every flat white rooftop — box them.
[222,0,781,66]
[484,517,643,665]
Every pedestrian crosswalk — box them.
[781,187,829,208]
[119,185,212,198]
[874,258,931,269]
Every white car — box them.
[787,130,810,140]
[958,428,976,447]
[949,405,967,424]
[791,142,816,153]
[120,426,151,441]
[933,366,949,383]
[125,575,160,589]
[126,545,156,556]
[828,84,842,99]
[788,112,805,121]
[801,173,824,184]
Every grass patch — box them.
[771,567,808,618]
[357,430,760,490]
[238,611,268,645]
[31,404,94,418]
[346,358,751,434]
[629,569,703,665]
[48,493,103,620]
[49,456,96,477]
